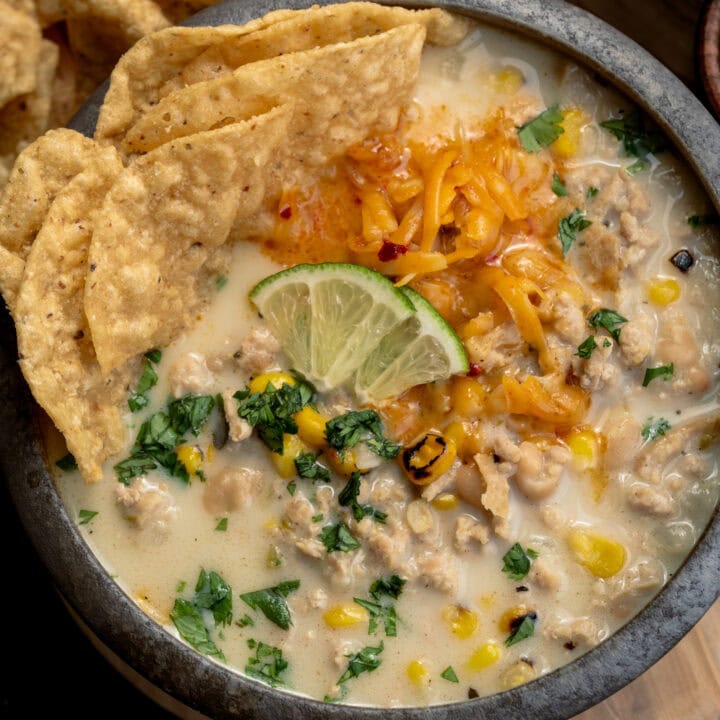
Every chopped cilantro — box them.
[337,641,384,684]
[575,335,597,359]
[505,613,537,646]
[338,471,386,523]
[286,481,297,496]
[600,112,666,159]
[319,522,361,553]
[294,451,330,482]
[551,172,568,196]
[128,349,161,412]
[558,208,592,256]
[517,105,564,153]
[626,159,648,175]
[215,517,228,531]
[214,274,228,291]
[688,214,719,228]
[441,666,459,683]
[353,575,405,637]
[234,380,313,454]
[237,614,254,628]
[176,580,187,593]
[245,640,288,687]
[587,308,628,341]
[603,339,612,347]
[325,410,400,459]
[369,575,406,600]
[193,569,233,627]
[642,417,671,442]
[642,363,674,387]
[312,513,324,523]
[170,599,225,660]
[56,453,77,471]
[78,509,98,525]
[586,186,599,198]
[240,579,300,630]
[502,543,539,581]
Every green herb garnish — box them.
[338,471,387,524]
[587,308,628,341]
[558,208,592,256]
[215,517,228,531]
[502,543,539,582]
[586,186,599,198]
[575,335,597,359]
[626,159,648,175]
[642,363,674,387]
[505,613,537,646]
[286,481,296,496]
[237,614,254,628]
[325,410,400,459]
[642,417,671,442]
[517,105,564,153]
[337,641,384,684]
[78,509,98,525]
[353,575,405,637]
[441,666,459,683]
[294,451,330,482]
[193,569,233,626]
[245,640,288,687]
[170,599,225,660]
[312,513,324,523]
[600,111,666,159]
[240,579,300,630]
[551,172,568,196]
[128,349,161,412]
[215,275,228,291]
[56,453,77,471]
[176,580,187,593]
[319,522,361,553]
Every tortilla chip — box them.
[164,3,471,93]
[0,3,42,107]
[85,104,292,374]
[0,40,59,158]
[45,25,79,129]
[123,24,426,164]
[94,12,299,147]
[35,0,65,26]
[0,246,24,312]
[15,143,133,482]
[154,0,218,24]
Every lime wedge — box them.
[250,263,415,390]
[354,287,469,401]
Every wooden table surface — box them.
[569,2,720,718]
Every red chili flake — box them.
[279,206,292,219]
[378,240,409,262]
[467,363,483,377]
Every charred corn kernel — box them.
[406,659,429,684]
[451,377,487,419]
[249,372,295,393]
[499,605,530,634]
[443,605,479,639]
[294,406,328,448]
[205,443,215,463]
[499,660,536,689]
[565,427,604,472]
[432,493,459,511]
[467,641,501,672]
[490,65,524,94]
[323,603,369,628]
[402,433,457,485]
[325,447,359,477]
[270,434,307,478]
[647,277,681,306]
[568,529,626,578]
[177,445,202,475]
[552,108,588,158]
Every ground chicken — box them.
[528,556,562,592]
[656,308,711,394]
[234,327,281,375]
[619,211,658,268]
[550,290,586,345]
[325,548,368,588]
[580,223,621,290]
[412,551,459,595]
[619,313,654,367]
[604,408,642,472]
[465,322,525,373]
[579,336,619,392]
[598,560,666,617]
[454,515,490,551]
[544,616,601,648]
[221,389,252,442]
[169,352,215,397]
[627,483,675,516]
[202,466,262,515]
[116,476,178,535]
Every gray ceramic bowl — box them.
[1,1,719,718]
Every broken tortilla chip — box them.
[0,2,42,107]
[85,104,292,374]
[15,143,133,482]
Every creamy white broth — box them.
[57,19,720,707]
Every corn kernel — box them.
[565,427,604,472]
[443,605,479,639]
[294,406,328,448]
[551,108,588,159]
[401,433,457,485]
[499,660,536,689]
[270,434,307,478]
[568,529,626,578]
[490,65,524,95]
[647,277,681,306]
[432,493,459,511]
[498,605,529,634]
[323,603,369,628]
[176,445,202,475]
[451,377,487,419]
[467,641,501,672]
[406,659,429,684]
[444,422,467,457]
[249,372,296,394]
[325,447,358,477]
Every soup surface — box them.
[54,13,720,708]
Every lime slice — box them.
[250,263,415,390]
[354,287,469,401]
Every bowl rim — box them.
[2,1,719,719]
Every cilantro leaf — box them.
[337,642,384,684]
[441,666,459,683]
[128,349,161,412]
[338,471,386,523]
[558,208,592,256]
[517,104,564,153]
[642,417,671,442]
[193,569,233,627]
[245,640,288,687]
[626,159,648,175]
[114,452,157,485]
[240,579,300,630]
[325,410,400,459]
[78,509,98,525]
[587,308,628,341]
[237,614,254,628]
[505,613,537,646]
[551,172,568,196]
[365,435,402,460]
[215,517,228,531]
[586,186,599,198]
[56,453,77,471]
[575,335,598,359]
[353,575,405,637]
[600,112,666,159]
[642,363,674,387]
[502,543,538,582]
[320,522,361,553]
[170,599,225,660]
[294,451,330,481]
[169,395,216,436]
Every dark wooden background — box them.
[0,1,717,718]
